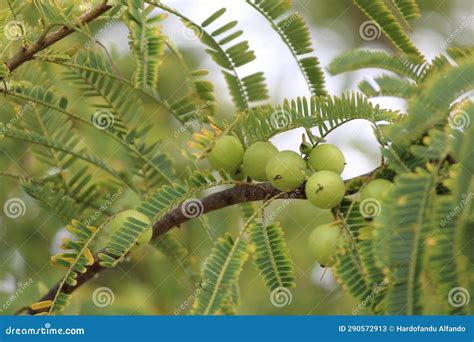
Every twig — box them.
[5,2,112,73]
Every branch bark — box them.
[26,167,379,315]
[5,2,112,73]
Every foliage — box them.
[0,0,472,316]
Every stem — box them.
[5,2,113,73]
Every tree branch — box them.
[5,2,112,73]
[25,167,380,315]
[26,183,303,314]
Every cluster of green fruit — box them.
[102,136,395,262]
[208,135,347,210]
[308,177,394,267]
[207,135,397,268]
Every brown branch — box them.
[5,2,112,73]
[26,183,303,314]
[25,167,380,315]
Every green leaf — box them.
[374,170,435,314]
[191,233,250,315]
[0,122,133,189]
[447,47,474,62]
[151,2,269,111]
[123,0,167,92]
[232,93,397,145]
[391,0,421,27]
[201,8,226,27]
[249,222,296,291]
[358,74,417,98]
[334,200,382,310]
[153,231,198,282]
[247,0,326,96]
[48,219,103,314]
[21,174,110,225]
[166,42,217,122]
[353,0,424,62]
[428,195,470,314]
[328,49,424,82]
[388,57,474,146]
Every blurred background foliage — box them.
[0,0,472,315]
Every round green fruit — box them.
[305,170,345,209]
[110,209,152,249]
[230,165,246,181]
[208,135,244,173]
[242,142,278,181]
[360,179,393,202]
[308,223,343,266]
[266,150,307,191]
[308,144,345,174]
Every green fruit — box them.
[308,223,343,266]
[208,135,244,173]
[266,150,307,191]
[360,179,393,202]
[110,209,152,249]
[308,144,345,174]
[305,170,345,209]
[242,142,278,181]
[230,165,246,181]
